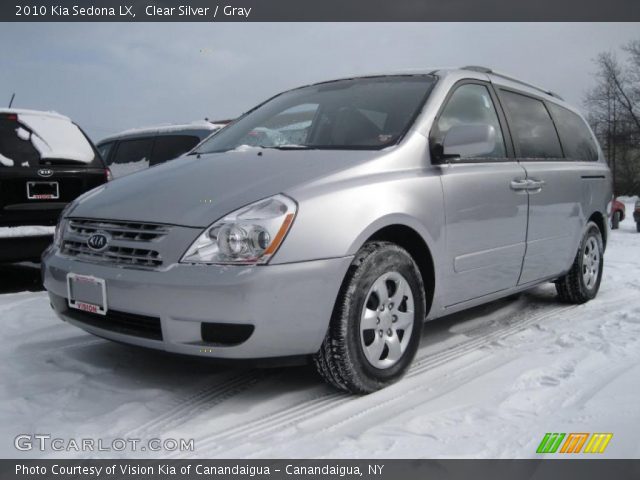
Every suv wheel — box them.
[555,221,604,304]
[313,241,425,394]
[611,211,621,230]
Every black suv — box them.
[0,109,109,262]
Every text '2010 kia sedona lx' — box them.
[42,67,612,393]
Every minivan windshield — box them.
[194,75,436,154]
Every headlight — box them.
[180,194,297,265]
[53,217,68,249]
[53,201,75,249]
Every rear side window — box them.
[547,103,599,161]
[500,90,563,159]
[111,138,154,166]
[150,135,200,166]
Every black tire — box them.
[611,211,620,230]
[555,221,604,304]
[637,222,640,233]
[313,241,426,394]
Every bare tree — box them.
[584,41,640,196]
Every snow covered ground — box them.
[1,202,639,459]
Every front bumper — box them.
[43,250,353,359]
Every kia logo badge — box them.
[38,168,53,177]
[87,231,111,252]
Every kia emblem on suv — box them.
[37,168,54,177]
[87,232,111,252]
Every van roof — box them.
[99,120,224,144]
[302,67,566,105]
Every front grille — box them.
[62,218,171,268]
[62,240,163,268]
[64,305,163,340]
[68,218,169,242]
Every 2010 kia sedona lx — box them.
[42,67,612,393]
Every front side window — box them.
[194,75,436,153]
[431,83,507,158]
[500,90,563,159]
[547,103,599,161]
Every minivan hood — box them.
[69,149,384,227]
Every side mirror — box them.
[440,124,496,161]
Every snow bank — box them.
[0,226,55,238]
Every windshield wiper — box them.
[263,145,317,150]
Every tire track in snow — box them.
[188,301,582,455]
[300,289,633,439]
[123,370,268,438]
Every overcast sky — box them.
[1,23,638,141]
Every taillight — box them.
[105,168,113,182]
[1,113,18,122]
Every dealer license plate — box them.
[67,273,107,316]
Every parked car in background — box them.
[611,197,625,229]
[634,199,640,232]
[97,121,227,179]
[43,67,611,393]
[0,109,109,262]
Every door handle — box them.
[510,179,529,191]
[526,179,546,191]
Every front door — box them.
[431,82,528,306]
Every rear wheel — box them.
[611,211,621,230]
[313,241,425,394]
[555,221,603,304]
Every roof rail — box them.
[460,65,564,101]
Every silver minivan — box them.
[43,67,612,393]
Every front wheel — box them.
[555,221,604,304]
[313,241,425,394]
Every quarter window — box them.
[432,83,507,158]
[500,90,563,159]
[97,141,114,163]
[547,103,599,161]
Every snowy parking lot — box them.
[1,202,639,459]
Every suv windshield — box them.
[194,75,436,154]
